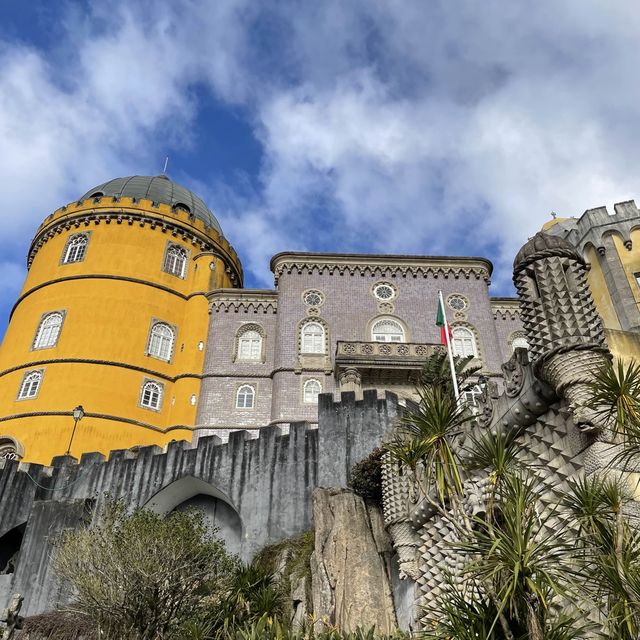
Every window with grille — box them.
[301,322,325,353]
[147,323,175,361]
[371,319,405,342]
[0,439,19,460]
[163,244,188,278]
[303,379,321,404]
[18,371,42,400]
[33,312,63,349]
[62,234,88,264]
[452,327,477,358]
[237,330,262,360]
[140,381,163,410]
[236,385,255,409]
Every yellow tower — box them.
[542,202,640,361]
[0,175,242,464]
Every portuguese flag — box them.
[436,296,453,345]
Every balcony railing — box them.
[336,340,443,361]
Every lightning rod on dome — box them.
[162,156,169,175]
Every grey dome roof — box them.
[513,232,581,270]
[81,175,222,234]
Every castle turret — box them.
[0,176,243,464]
[513,232,610,431]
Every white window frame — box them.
[236,384,255,409]
[237,330,262,361]
[452,326,477,358]
[511,336,529,353]
[371,319,405,343]
[18,370,43,400]
[62,234,89,264]
[163,243,188,278]
[33,312,64,350]
[147,322,175,361]
[303,379,322,404]
[301,322,325,354]
[140,380,163,411]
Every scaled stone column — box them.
[512,232,611,432]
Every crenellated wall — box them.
[0,390,399,616]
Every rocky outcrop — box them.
[311,488,397,634]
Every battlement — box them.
[28,196,243,282]
[547,199,640,251]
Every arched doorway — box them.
[0,524,26,575]
[143,476,244,557]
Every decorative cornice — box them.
[490,297,521,320]
[208,289,278,314]
[29,205,243,286]
[270,252,493,285]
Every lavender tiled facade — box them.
[196,253,524,435]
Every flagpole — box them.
[439,290,460,401]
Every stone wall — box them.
[0,390,399,617]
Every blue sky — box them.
[0,1,639,337]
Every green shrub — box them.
[349,448,385,505]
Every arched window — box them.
[462,384,484,414]
[371,319,405,343]
[18,371,42,400]
[147,323,175,361]
[0,438,20,461]
[303,379,322,404]
[140,381,163,410]
[511,336,529,352]
[301,322,325,353]
[62,234,88,264]
[163,244,188,278]
[237,330,262,361]
[33,312,63,349]
[236,385,255,409]
[452,327,477,358]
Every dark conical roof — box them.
[81,175,222,234]
[513,232,581,270]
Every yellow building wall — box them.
[0,198,242,465]
[584,244,621,331]
[612,231,640,311]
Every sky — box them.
[0,0,639,337]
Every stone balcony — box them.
[335,341,444,388]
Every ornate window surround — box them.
[302,378,322,404]
[145,319,177,363]
[60,232,91,265]
[162,241,190,279]
[32,310,66,351]
[302,289,325,307]
[298,318,329,355]
[139,378,164,411]
[234,323,266,363]
[508,330,529,353]
[371,281,398,302]
[17,369,44,401]
[235,383,256,410]
[366,315,410,343]
[450,322,483,362]
[0,436,24,461]
[371,318,406,343]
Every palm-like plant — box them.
[589,358,640,435]
[565,474,640,639]
[421,352,481,397]
[386,383,469,505]
[457,472,579,640]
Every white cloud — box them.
[0,0,639,300]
